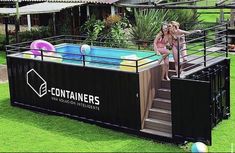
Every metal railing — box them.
[6,22,229,75]
[176,22,228,78]
[6,35,160,73]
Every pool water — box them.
[56,44,161,70]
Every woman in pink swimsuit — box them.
[154,24,172,80]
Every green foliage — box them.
[0,51,6,65]
[80,15,105,44]
[57,10,72,35]
[165,9,201,30]
[81,15,128,48]
[130,9,166,45]
[104,22,127,48]
[0,34,6,50]
[10,27,52,43]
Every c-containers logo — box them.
[26,69,100,111]
[26,69,47,97]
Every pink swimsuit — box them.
[155,38,168,54]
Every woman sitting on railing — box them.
[169,21,202,75]
[153,23,172,81]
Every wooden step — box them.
[141,128,172,138]
[156,88,171,99]
[161,80,170,89]
[144,118,172,133]
[169,69,176,77]
[148,108,171,121]
[153,98,171,110]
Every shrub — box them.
[0,34,6,50]
[104,22,127,48]
[165,9,201,30]
[9,26,52,43]
[105,15,122,27]
[80,15,105,44]
[57,10,72,35]
[130,9,167,46]
[81,14,128,47]
[17,26,52,42]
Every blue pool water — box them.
[56,44,160,69]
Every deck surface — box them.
[178,55,227,78]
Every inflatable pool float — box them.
[30,40,55,56]
[25,40,62,62]
[119,55,151,72]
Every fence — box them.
[176,22,228,78]
[6,22,229,75]
[6,35,159,73]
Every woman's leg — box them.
[157,48,169,64]
[161,54,169,80]
[157,48,170,80]
[161,60,166,80]
[172,46,179,76]
[163,55,170,80]
[158,53,169,64]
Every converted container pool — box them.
[6,40,230,145]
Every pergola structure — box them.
[1,0,235,44]
[0,0,121,43]
[0,2,85,44]
[117,0,233,9]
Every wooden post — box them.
[15,0,20,43]
[230,0,235,28]
[220,9,224,22]
[230,9,235,28]
[4,17,9,45]
[78,6,81,35]
[53,12,56,35]
[111,5,115,15]
[71,8,75,35]
[27,14,31,31]
[86,5,90,19]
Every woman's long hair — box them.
[160,23,168,40]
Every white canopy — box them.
[0,2,84,16]
[0,0,119,4]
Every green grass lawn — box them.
[0,7,234,151]
[0,51,6,65]
[0,86,182,152]
[0,33,6,65]
[196,0,231,22]
[0,54,234,152]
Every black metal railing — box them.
[6,36,160,73]
[6,22,229,75]
[176,22,228,78]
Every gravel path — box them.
[0,65,8,83]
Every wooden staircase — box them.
[140,62,197,138]
[141,79,172,138]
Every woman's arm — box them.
[153,33,161,55]
[178,29,202,35]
